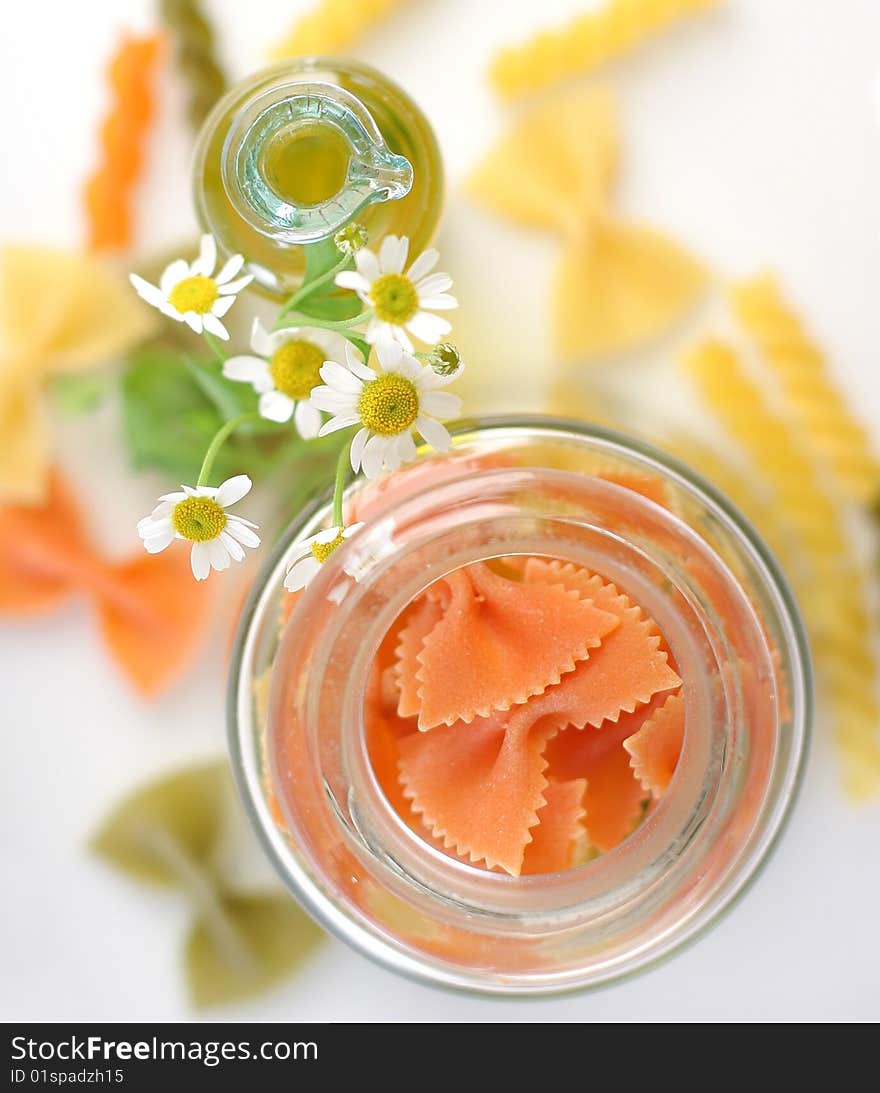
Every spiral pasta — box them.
[683,339,880,797]
[160,0,227,129]
[490,0,721,100]
[269,0,411,59]
[82,33,163,253]
[730,274,880,508]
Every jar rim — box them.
[227,414,813,995]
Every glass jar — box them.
[228,417,812,994]
[193,57,443,299]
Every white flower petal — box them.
[223,355,271,390]
[396,350,428,385]
[390,324,414,353]
[142,527,175,553]
[217,274,254,295]
[214,474,253,507]
[349,427,369,472]
[315,526,343,544]
[250,317,274,357]
[342,522,365,539]
[407,248,440,284]
[192,234,217,277]
[225,517,261,547]
[190,542,212,580]
[420,390,462,419]
[374,340,404,374]
[344,340,373,375]
[318,413,362,436]
[207,537,231,571]
[142,502,175,522]
[219,530,245,562]
[160,259,190,293]
[211,295,236,318]
[320,359,365,394]
[259,389,295,422]
[414,273,451,301]
[354,247,380,282]
[417,293,458,311]
[284,556,322,592]
[405,310,451,345]
[416,414,452,452]
[129,274,165,308]
[335,270,371,293]
[395,429,417,464]
[294,399,322,439]
[202,313,230,340]
[215,253,245,285]
[379,234,409,274]
[183,312,204,333]
[310,389,358,415]
[361,433,389,479]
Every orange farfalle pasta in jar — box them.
[229,419,811,993]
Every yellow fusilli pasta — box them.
[730,273,880,508]
[269,0,411,59]
[490,0,721,100]
[682,339,880,797]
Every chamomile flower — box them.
[310,341,462,480]
[284,523,365,592]
[129,234,253,340]
[137,474,260,581]
[334,235,457,351]
[222,317,347,434]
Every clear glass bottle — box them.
[193,57,443,298]
[228,418,812,995]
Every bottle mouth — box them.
[228,416,812,993]
[222,80,414,245]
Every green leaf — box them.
[298,290,362,323]
[90,762,227,887]
[303,238,342,282]
[185,892,324,1008]
[120,343,311,483]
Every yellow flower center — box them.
[269,339,325,399]
[172,496,227,542]
[168,275,219,316]
[358,373,419,436]
[311,529,346,564]
[370,273,419,324]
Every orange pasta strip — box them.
[543,692,672,783]
[624,690,686,797]
[523,558,680,727]
[83,33,164,252]
[582,741,649,853]
[398,711,563,877]
[395,594,444,718]
[414,564,620,730]
[521,779,587,875]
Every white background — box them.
[2,0,879,1021]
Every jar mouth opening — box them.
[229,415,813,993]
[286,467,774,922]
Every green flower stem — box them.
[197,411,262,487]
[278,254,353,318]
[202,330,227,363]
[274,309,372,334]
[332,433,354,527]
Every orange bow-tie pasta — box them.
[364,556,684,877]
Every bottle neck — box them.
[221,80,414,246]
